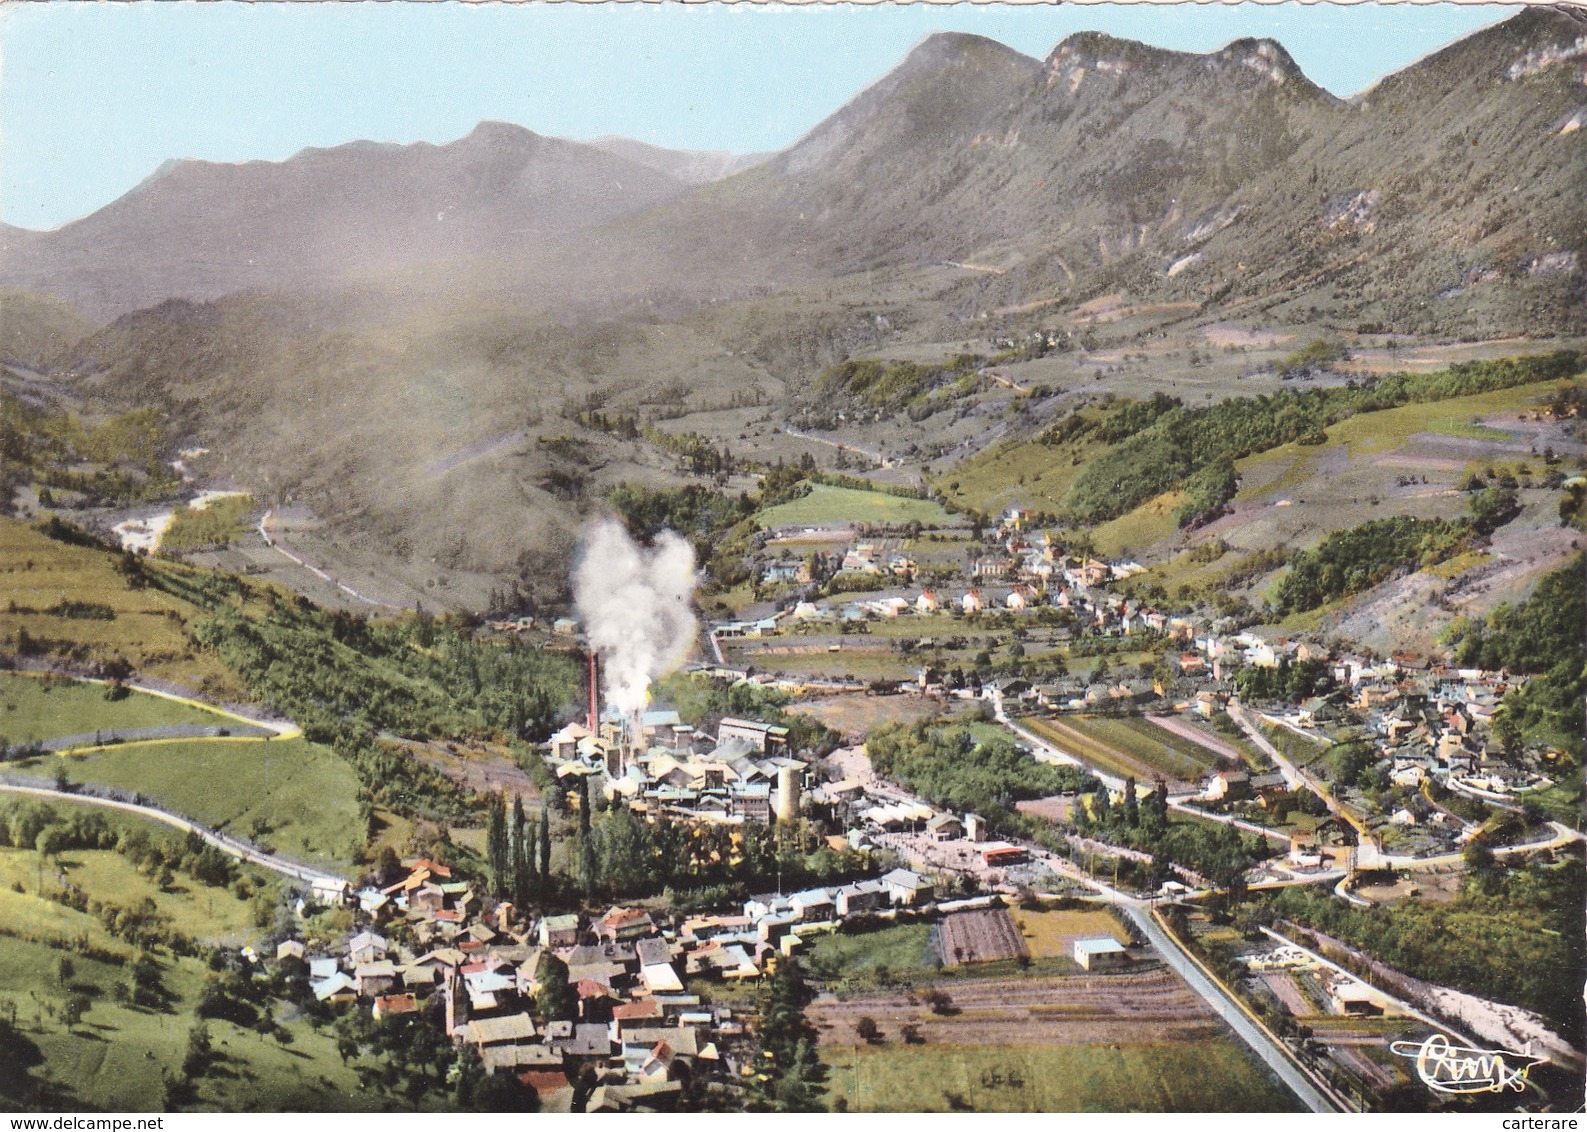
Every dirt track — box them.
[809,965,1226,1048]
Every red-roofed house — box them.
[372,993,418,1020]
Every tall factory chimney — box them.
[776,765,801,825]
[587,651,600,733]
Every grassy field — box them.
[823,1042,1300,1112]
[1011,907,1129,959]
[49,737,364,874]
[1424,549,1496,580]
[0,673,226,745]
[1092,489,1186,560]
[724,645,914,682]
[935,427,1109,517]
[0,933,398,1112]
[1233,382,1557,499]
[756,484,951,529]
[159,495,258,555]
[0,800,269,946]
[0,518,246,700]
[804,922,936,986]
[1258,723,1331,769]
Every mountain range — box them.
[2,6,1584,608]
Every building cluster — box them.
[543,713,810,826]
[271,848,995,1111]
[279,859,776,1112]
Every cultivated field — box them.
[938,908,1027,966]
[809,965,1244,1050]
[1020,715,1211,788]
[1011,907,1129,960]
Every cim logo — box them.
[1390,1032,1546,1095]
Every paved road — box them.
[1124,903,1343,1113]
[0,781,348,890]
[37,723,274,750]
[987,689,1352,1111]
[778,424,892,468]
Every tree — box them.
[374,846,402,888]
[854,1016,881,1044]
[183,1021,213,1078]
[62,995,88,1030]
[538,812,552,892]
[486,792,509,897]
[534,954,574,1023]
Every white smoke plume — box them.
[573,518,699,717]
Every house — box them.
[354,960,398,998]
[463,1012,538,1057]
[926,813,964,842]
[881,868,935,906]
[787,888,836,922]
[520,1069,576,1112]
[637,937,684,994]
[731,783,772,823]
[1249,771,1288,803]
[595,907,656,943]
[1330,980,1386,1017]
[372,993,418,1020]
[1073,937,1129,971]
[1202,768,1251,802]
[961,589,983,614]
[275,939,306,962]
[586,1081,684,1112]
[547,1021,614,1060]
[612,997,666,1037]
[312,971,357,1002]
[835,879,890,917]
[347,930,388,965]
[540,914,582,949]
[717,718,787,751]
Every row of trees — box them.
[1073,777,1263,885]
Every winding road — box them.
[0,780,348,890]
[2,673,343,889]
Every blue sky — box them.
[2,2,1515,231]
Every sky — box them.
[1,2,1517,231]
